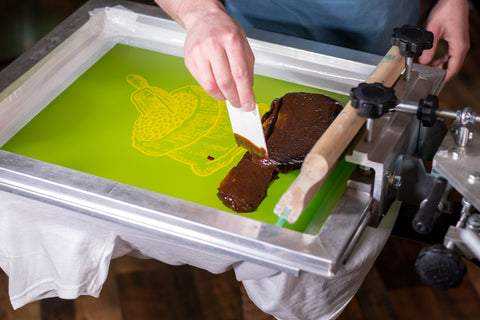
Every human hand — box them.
[419,0,470,82]
[178,2,256,111]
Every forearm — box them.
[154,0,227,30]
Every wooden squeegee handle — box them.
[275,46,405,224]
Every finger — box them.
[431,54,449,68]
[184,47,225,101]
[206,40,242,107]
[226,37,256,111]
[444,41,469,82]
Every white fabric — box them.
[0,192,117,309]
[242,209,397,320]
[0,190,395,319]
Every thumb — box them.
[419,46,435,65]
[419,24,440,65]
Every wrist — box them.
[178,0,227,30]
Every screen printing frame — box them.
[0,0,407,276]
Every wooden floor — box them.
[1,1,480,319]
[2,237,480,320]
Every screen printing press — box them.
[0,0,479,316]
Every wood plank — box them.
[111,256,161,276]
[0,302,42,320]
[388,287,444,320]
[432,275,480,320]
[0,269,42,320]
[115,261,221,320]
[375,236,426,290]
[41,298,75,320]
[115,267,170,320]
[192,268,244,320]
[355,266,398,320]
[74,270,123,320]
[159,264,203,320]
[465,260,480,298]
[239,284,273,320]
[335,297,364,320]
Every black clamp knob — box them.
[392,25,434,58]
[417,94,439,127]
[415,244,466,290]
[350,82,398,119]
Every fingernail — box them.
[242,103,255,111]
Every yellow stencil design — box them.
[127,74,268,176]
